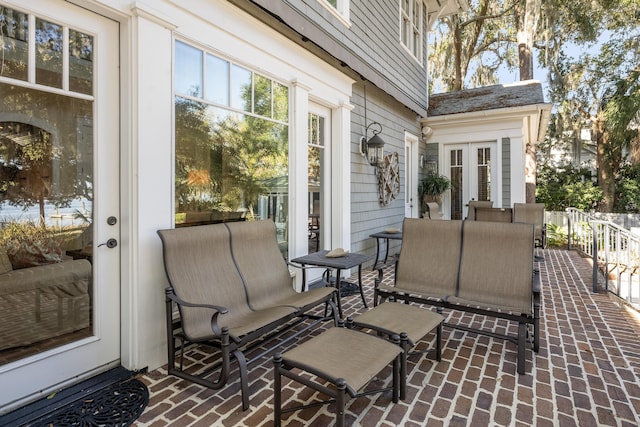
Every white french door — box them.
[0,0,120,411]
[306,103,331,284]
[446,142,497,220]
[404,133,419,218]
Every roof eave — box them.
[422,102,553,144]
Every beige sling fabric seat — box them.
[450,221,535,314]
[448,220,538,373]
[225,220,336,311]
[513,202,547,248]
[273,327,403,427]
[376,219,462,302]
[375,218,540,374]
[158,220,337,411]
[474,207,513,223]
[347,302,444,399]
[466,200,493,220]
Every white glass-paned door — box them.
[404,133,418,218]
[306,103,331,284]
[0,0,120,411]
[447,142,496,220]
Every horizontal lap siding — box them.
[350,82,419,258]
[232,0,427,262]
[241,0,428,115]
[348,0,427,113]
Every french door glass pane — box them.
[69,29,93,95]
[477,147,491,201]
[0,84,93,364]
[450,149,463,220]
[35,18,63,89]
[308,113,324,253]
[0,7,28,81]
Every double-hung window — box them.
[400,0,424,63]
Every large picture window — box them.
[174,40,290,252]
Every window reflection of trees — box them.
[174,95,288,223]
[0,6,29,81]
[0,86,93,224]
[174,43,290,255]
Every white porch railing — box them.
[563,208,640,309]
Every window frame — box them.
[317,0,351,27]
[399,0,425,64]
[172,38,291,238]
[174,39,289,124]
[0,5,95,97]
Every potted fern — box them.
[418,173,451,213]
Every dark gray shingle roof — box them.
[428,80,546,116]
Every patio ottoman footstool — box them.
[347,302,444,399]
[273,327,403,427]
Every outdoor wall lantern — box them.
[360,122,385,167]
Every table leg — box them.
[335,267,343,318]
[382,238,390,264]
[357,264,368,308]
[372,238,381,271]
[301,264,307,292]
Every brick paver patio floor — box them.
[136,249,640,426]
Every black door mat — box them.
[1,366,149,427]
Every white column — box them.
[332,101,354,250]
[123,4,176,371]
[290,79,311,290]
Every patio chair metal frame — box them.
[375,218,541,374]
[159,220,339,411]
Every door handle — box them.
[98,238,118,248]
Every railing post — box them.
[592,225,599,293]
[567,211,572,250]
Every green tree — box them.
[429,0,543,202]
[544,2,640,211]
[614,164,640,213]
[535,163,603,212]
[430,0,640,212]
[174,70,289,218]
[429,0,516,92]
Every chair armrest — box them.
[165,287,229,314]
[532,269,541,295]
